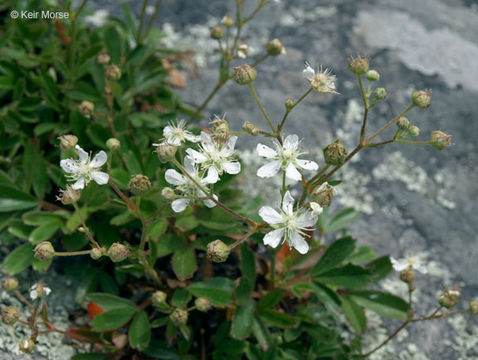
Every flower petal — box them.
[390,258,408,272]
[185,133,200,143]
[183,156,196,173]
[222,136,237,156]
[60,159,79,173]
[257,160,281,178]
[186,148,207,163]
[282,191,295,215]
[205,166,219,184]
[91,171,109,185]
[165,169,186,186]
[285,163,302,181]
[297,211,317,228]
[259,206,283,224]
[290,231,309,254]
[203,194,218,208]
[75,145,89,163]
[71,177,85,190]
[171,198,190,212]
[263,229,284,248]
[90,151,107,168]
[296,159,318,171]
[223,161,241,175]
[256,143,277,158]
[200,132,215,152]
[303,65,315,81]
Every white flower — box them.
[165,156,218,212]
[85,9,109,27]
[60,145,109,190]
[391,254,428,274]
[259,191,317,254]
[309,202,323,220]
[186,132,241,184]
[256,134,318,182]
[303,63,338,94]
[156,119,199,147]
[29,284,51,300]
[238,44,248,58]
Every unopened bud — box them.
[311,182,336,207]
[412,90,432,109]
[107,243,129,263]
[210,26,224,40]
[128,174,151,196]
[105,65,122,80]
[152,291,168,307]
[57,186,80,205]
[155,142,177,163]
[237,44,248,58]
[439,289,460,309]
[194,297,211,312]
[221,15,234,27]
[207,240,230,263]
[58,135,78,150]
[233,64,256,85]
[284,98,295,110]
[97,52,111,64]
[78,101,94,116]
[266,38,285,56]
[323,140,347,166]
[106,138,121,151]
[408,125,420,137]
[430,131,452,150]
[30,283,51,299]
[469,300,478,315]
[210,116,230,139]
[2,277,19,292]
[90,247,106,260]
[34,241,55,262]
[112,333,128,350]
[19,339,35,353]
[373,87,387,100]
[170,308,188,325]
[366,70,380,81]
[399,269,415,283]
[242,121,259,136]
[2,306,19,325]
[397,116,410,130]
[348,56,369,75]
[161,187,176,201]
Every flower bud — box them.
[373,87,387,100]
[161,187,176,201]
[397,116,410,130]
[266,38,285,56]
[2,306,19,325]
[105,65,122,80]
[210,26,224,40]
[34,241,55,262]
[284,98,295,110]
[237,43,249,58]
[207,240,230,263]
[233,64,256,85]
[430,131,452,150]
[408,125,420,137]
[97,52,111,64]
[365,69,380,81]
[78,101,94,116]
[221,15,234,27]
[348,56,369,75]
[19,339,35,353]
[112,333,128,350]
[194,297,211,312]
[155,142,177,163]
[106,138,121,151]
[56,186,80,205]
[30,283,51,299]
[2,277,19,292]
[311,182,337,207]
[412,90,432,109]
[152,291,168,307]
[210,116,230,139]
[469,300,478,315]
[58,135,78,150]
[242,121,259,136]
[128,174,151,196]
[90,247,106,260]
[399,269,415,283]
[439,289,460,309]
[170,308,188,325]
[107,243,129,263]
[323,140,347,166]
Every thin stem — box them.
[108,179,137,211]
[137,0,149,43]
[72,202,100,248]
[277,87,313,133]
[247,83,275,132]
[367,104,415,142]
[250,54,269,68]
[15,290,33,310]
[394,139,432,145]
[362,321,409,358]
[54,250,92,256]
[141,0,162,42]
[315,145,362,187]
[230,226,258,249]
[189,80,226,123]
[367,139,394,147]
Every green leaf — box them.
[240,244,256,289]
[83,293,135,311]
[315,264,372,288]
[175,216,199,232]
[258,309,295,328]
[23,211,65,226]
[311,236,356,276]
[129,310,151,350]
[366,256,393,283]
[150,234,178,258]
[251,316,271,351]
[350,291,408,320]
[91,307,136,331]
[28,221,61,244]
[231,300,254,340]
[256,289,283,312]
[33,257,52,272]
[309,282,341,319]
[341,296,366,332]
[172,246,197,281]
[104,26,122,64]
[71,354,109,360]
[147,219,168,240]
[348,245,376,263]
[326,208,360,233]
[172,288,192,308]
[187,277,235,307]
[0,185,37,212]
[236,278,252,306]
[2,243,34,275]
